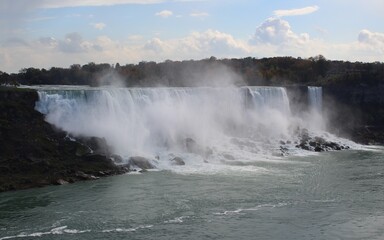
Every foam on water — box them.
[0,226,91,240]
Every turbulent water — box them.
[2,85,383,239]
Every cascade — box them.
[308,86,322,113]
[35,86,293,161]
[36,86,336,168]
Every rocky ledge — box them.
[294,128,350,152]
[0,87,129,192]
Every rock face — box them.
[0,87,128,192]
[324,84,384,144]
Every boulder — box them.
[128,156,155,170]
[171,157,185,166]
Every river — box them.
[1,148,383,240]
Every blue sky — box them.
[1,0,383,73]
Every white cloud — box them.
[155,10,173,18]
[57,33,99,53]
[190,12,209,18]
[274,5,319,17]
[251,18,309,46]
[358,29,384,45]
[91,22,106,30]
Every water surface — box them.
[1,149,383,240]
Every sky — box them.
[0,0,383,73]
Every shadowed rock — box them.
[171,157,185,166]
[128,156,155,170]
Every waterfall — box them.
[308,86,322,113]
[35,86,293,160]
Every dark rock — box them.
[314,136,326,144]
[171,157,185,165]
[75,171,99,180]
[54,179,69,185]
[75,144,92,157]
[279,140,286,145]
[0,88,127,192]
[314,146,324,152]
[78,136,111,157]
[110,154,123,163]
[128,156,155,170]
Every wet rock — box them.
[79,136,111,157]
[171,157,185,166]
[128,156,155,170]
[280,146,289,155]
[110,154,123,163]
[75,144,92,157]
[295,131,348,152]
[314,146,324,152]
[325,141,342,150]
[75,171,99,180]
[54,179,69,185]
[314,136,326,144]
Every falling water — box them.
[308,86,322,113]
[34,86,296,166]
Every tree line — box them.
[1,56,383,87]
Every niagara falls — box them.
[1,1,384,240]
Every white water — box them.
[33,86,356,172]
[308,86,322,113]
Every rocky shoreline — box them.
[0,87,129,192]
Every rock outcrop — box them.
[0,87,128,192]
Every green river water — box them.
[1,149,384,240]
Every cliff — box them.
[323,83,384,144]
[0,87,128,192]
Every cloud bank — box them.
[1,17,383,73]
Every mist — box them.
[33,67,350,170]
